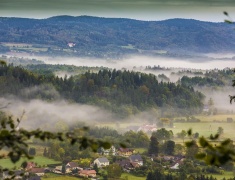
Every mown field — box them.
[42,173,83,180]
[170,122,235,141]
[121,173,146,180]
[0,156,61,169]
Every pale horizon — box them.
[0,0,235,22]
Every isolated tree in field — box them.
[217,127,224,135]
[43,147,47,157]
[208,98,214,107]
[177,130,187,143]
[194,132,199,139]
[148,136,159,156]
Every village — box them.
[1,144,187,180]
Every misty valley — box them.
[0,16,235,180]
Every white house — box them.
[170,163,179,170]
[129,154,143,166]
[94,157,109,168]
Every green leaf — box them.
[187,129,192,136]
[185,141,194,147]
[224,20,233,24]
[0,129,10,136]
[223,11,229,16]
[195,153,206,159]
[221,139,231,146]
[199,137,209,147]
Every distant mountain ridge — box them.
[0,16,235,57]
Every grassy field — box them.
[209,171,234,180]
[2,42,33,47]
[168,122,235,141]
[2,42,48,52]
[0,156,61,169]
[27,144,48,156]
[121,173,146,180]
[135,148,147,154]
[194,114,235,122]
[42,173,82,180]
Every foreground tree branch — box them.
[0,111,113,178]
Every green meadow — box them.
[0,156,61,169]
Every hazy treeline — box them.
[179,69,235,87]
[0,64,204,117]
[25,64,109,76]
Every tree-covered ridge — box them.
[180,69,235,87]
[25,64,110,76]
[180,76,225,87]
[0,64,204,116]
[75,69,204,110]
[1,16,235,57]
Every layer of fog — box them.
[195,86,235,112]
[0,97,115,131]
[0,94,159,132]
[42,55,235,70]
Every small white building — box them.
[94,157,109,168]
[67,42,76,47]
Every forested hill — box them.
[0,16,235,57]
[0,64,204,117]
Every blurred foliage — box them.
[185,129,235,166]
[0,109,111,178]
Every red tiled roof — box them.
[28,168,45,173]
[79,170,96,175]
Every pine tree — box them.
[43,147,47,157]
[93,163,99,174]
[148,136,159,156]
[62,164,66,174]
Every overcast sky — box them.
[0,0,235,22]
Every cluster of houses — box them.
[1,147,144,179]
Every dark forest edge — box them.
[0,61,204,118]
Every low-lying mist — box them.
[42,55,235,70]
[195,86,235,112]
[0,97,115,131]
[0,96,160,132]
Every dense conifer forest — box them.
[0,64,204,117]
